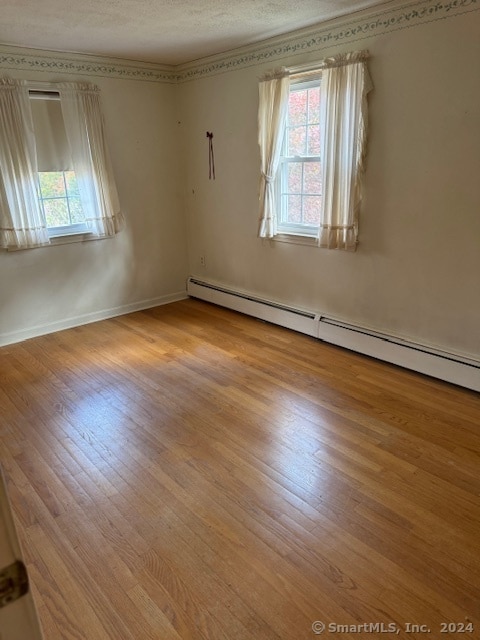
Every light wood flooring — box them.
[1,298,479,639]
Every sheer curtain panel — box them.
[58,82,124,237]
[0,77,50,249]
[318,50,372,250]
[257,70,290,238]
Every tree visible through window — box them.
[278,78,322,235]
[38,171,86,229]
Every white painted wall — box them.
[179,8,480,360]
[0,62,188,343]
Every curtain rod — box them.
[28,90,60,100]
[287,61,327,73]
[27,82,61,99]
[287,50,370,74]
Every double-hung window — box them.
[29,89,88,237]
[277,77,321,237]
[258,50,371,251]
[0,77,123,250]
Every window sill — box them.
[5,230,100,251]
[48,231,95,246]
[270,233,319,247]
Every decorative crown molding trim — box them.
[0,46,177,83]
[176,0,479,82]
[0,0,477,84]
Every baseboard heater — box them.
[187,277,480,392]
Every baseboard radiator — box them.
[187,277,480,392]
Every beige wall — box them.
[0,64,188,342]
[1,2,479,360]
[179,9,480,359]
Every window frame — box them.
[37,170,90,238]
[28,82,92,240]
[276,75,322,238]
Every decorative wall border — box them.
[0,46,177,83]
[177,0,479,82]
[0,0,478,84]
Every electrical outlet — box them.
[200,255,206,267]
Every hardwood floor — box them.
[1,298,479,640]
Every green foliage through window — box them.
[38,171,86,228]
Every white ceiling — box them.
[0,0,387,66]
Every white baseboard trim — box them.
[316,318,480,392]
[0,291,188,347]
[188,277,318,337]
[187,276,480,393]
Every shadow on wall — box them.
[0,230,136,341]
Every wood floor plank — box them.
[1,298,479,639]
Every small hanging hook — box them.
[206,131,215,180]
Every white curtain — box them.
[257,70,290,238]
[318,51,372,251]
[58,82,124,237]
[0,77,50,249]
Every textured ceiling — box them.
[0,0,389,65]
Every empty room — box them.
[0,0,479,638]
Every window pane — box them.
[287,162,303,194]
[303,162,322,194]
[43,198,70,227]
[303,196,322,225]
[69,197,85,223]
[288,126,306,156]
[288,89,307,126]
[38,172,66,198]
[307,124,320,155]
[287,195,302,223]
[279,81,322,234]
[65,171,80,196]
[307,88,320,124]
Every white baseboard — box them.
[316,318,480,392]
[0,291,188,347]
[187,276,480,393]
[187,277,318,337]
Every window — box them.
[277,78,322,237]
[0,77,123,251]
[30,90,88,237]
[38,171,86,235]
[258,51,371,251]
